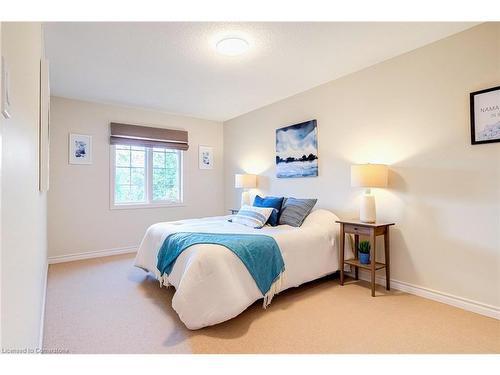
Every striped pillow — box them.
[232,205,274,229]
[279,198,318,227]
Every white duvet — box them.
[134,208,353,329]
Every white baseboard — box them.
[351,269,499,320]
[48,246,138,264]
[38,261,48,351]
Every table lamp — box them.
[235,174,257,207]
[351,164,388,223]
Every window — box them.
[111,145,182,208]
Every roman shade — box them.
[110,122,189,150]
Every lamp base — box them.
[360,192,376,223]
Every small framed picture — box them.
[199,145,213,169]
[1,56,11,119]
[69,133,92,164]
[470,85,500,145]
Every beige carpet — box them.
[43,253,500,354]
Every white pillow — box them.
[232,205,274,229]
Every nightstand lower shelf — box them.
[344,259,386,270]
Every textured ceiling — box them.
[44,22,478,121]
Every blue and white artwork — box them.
[276,120,318,178]
[69,133,92,165]
[74,140,87,158]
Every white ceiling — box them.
[44,22,478,121]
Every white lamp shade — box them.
[351,164,388,188]
[235,174,257,189]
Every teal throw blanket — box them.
[156,232,285,303]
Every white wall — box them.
[224,23,500,308]
[48,97,224,258]
[0,21,3,349]
[1,23,47,350]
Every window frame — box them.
[109,144,184,210]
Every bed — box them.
[134,208,353,329]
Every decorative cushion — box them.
[232,205,274,229]
[279,197,318,227]
[253,195,284,226]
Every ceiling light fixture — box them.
[216,37,249,56]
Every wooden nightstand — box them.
[335,219,395,297]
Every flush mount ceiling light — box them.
[216,37,249,56]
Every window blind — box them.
[110,122,189,150]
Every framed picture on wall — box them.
[69,133,93,165]
[199,145,213,169]
[276,119,318,178]
[470,85,500,145]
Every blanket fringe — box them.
[262,271,286,308]
[155,269,171,288]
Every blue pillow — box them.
[253,195,284,226]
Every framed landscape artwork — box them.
[470,85,500,145]
[69,133,93,164]
[276,119,318,178]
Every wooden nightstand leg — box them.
[339,223,345,286]
[354,234,359,280]
[370,229,376,297]
[384,228,390,291]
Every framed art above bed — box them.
[276,119,318,178]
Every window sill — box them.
[110,202,186,210]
